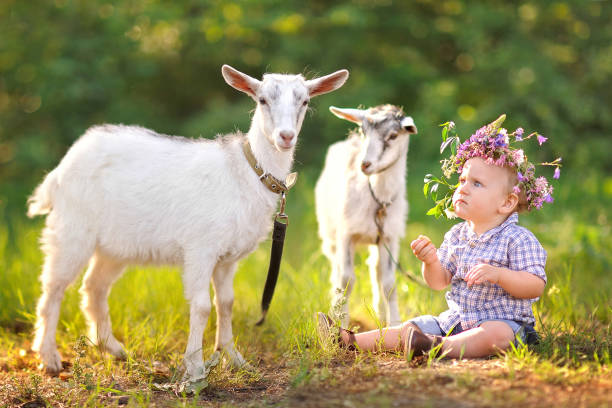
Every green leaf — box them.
[440,136,459,154]
[430,183,439,201]
[450,137,460,155]
[426,206,439,216]
[427,175,443,184]
[489,114,506,133]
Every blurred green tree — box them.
[1,0,610,212]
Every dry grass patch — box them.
[1,335,611,407]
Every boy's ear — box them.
[500,192,519,215]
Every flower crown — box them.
[424,114,562,219]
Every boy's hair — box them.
[503,166,529,213]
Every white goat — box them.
[315,105,417,327]
[27,65,348,380]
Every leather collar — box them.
[368,179,395,209]
[242,140,296,195]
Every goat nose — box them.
[361,161,371,172]
[279,130,295,143]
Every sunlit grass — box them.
[0,172,611,405]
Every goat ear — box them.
[307,69,349,98]
[222,65,261,99]
[400,116,418,134]
[329,106,365,125]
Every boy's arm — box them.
[411,235,451,290]
[465,231,547,299]
[464,264,545,299]
[422,259,452,290]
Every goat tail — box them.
[27,169,59,218]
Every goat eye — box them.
[388,133,398,140]
[259,98,267,105]
[302,100,309,107]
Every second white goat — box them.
[27,65,348,380]
[315,105,417,327]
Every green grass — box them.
[0,169,611,406]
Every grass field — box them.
[1,166,611,407]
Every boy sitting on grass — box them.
[318,115,562,359]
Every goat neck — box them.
[367,147,407,203]
[247,108,295,182]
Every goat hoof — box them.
[113,348,128,361]
[39,350,63,376]
[228,356,255,373]
[105,343,127,360]
[182,365,206,382]
[220,347,250,370]
[182,351,220,383]
[178,376,209,394]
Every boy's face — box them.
[452,157,514,224]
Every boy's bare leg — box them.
[340,320,514,358]
[340,323,411,352]
[440,321,515,358]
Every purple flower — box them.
[537,134,548,145]
[553,167,561,179]
[494,134,507,147]
[544,194,554,203]
[517,171,526,182]
[513,186,521,194]
[515,128,524,139]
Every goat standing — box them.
[27,65,348,380]
[315,105,417,327]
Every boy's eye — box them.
[474,181,482,187]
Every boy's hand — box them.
[464,263,503,287]
[410,235,438,265]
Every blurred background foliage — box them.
[1,0,611,216]
[0,0,611,329]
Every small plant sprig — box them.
[424,114,562,219]
[424,120,461,219]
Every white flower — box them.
[514,149,525,165]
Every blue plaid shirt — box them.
[436,213,547,333]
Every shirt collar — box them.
[464,212,519,241]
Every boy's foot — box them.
[404,324,443,360]
[316,312,357,350]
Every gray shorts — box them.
[408,314,533,345]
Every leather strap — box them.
[255,218,287,326]
[243,138,296,325]
[368,179,427,288]
[368,179,394,244]
[242,140,289,195]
